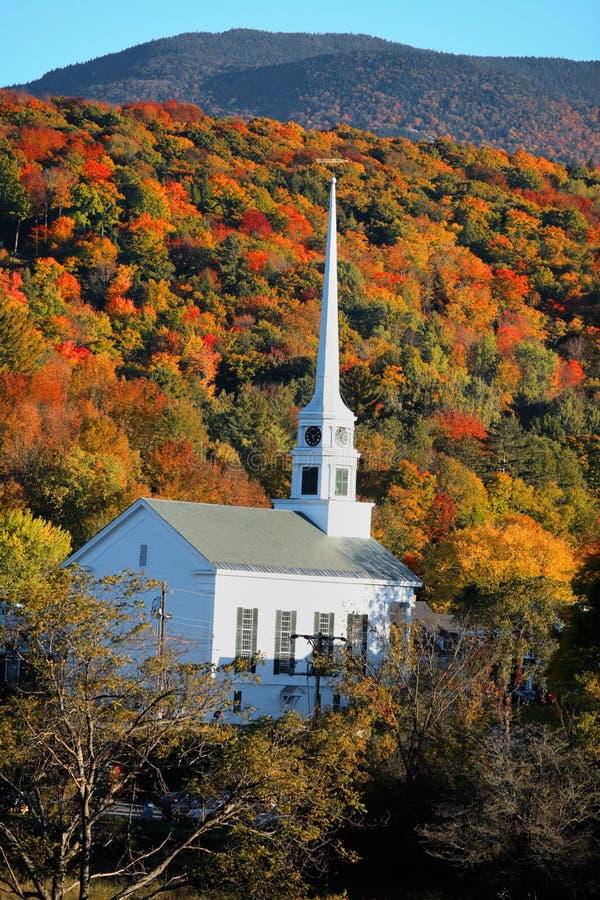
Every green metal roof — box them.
[143,498,421,586]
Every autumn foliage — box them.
[0,92,596,598]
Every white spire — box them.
[272,174,373,537]
[303,178,353,419]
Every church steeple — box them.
[303,178,353,420]
[273,177,373,538]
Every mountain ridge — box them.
[6,29,600,162]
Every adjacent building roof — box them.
[144,498,421,585]
[413,600,457,632]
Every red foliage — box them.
[20,164,46,209]
[17,125,66,162]
[183,306,201,324]
[57,271,81,301]
[554,358,586,390]
[433,410,488,442]
[83,159,113,182]
[428,489,457,542]
[0,271,27,304]
[46,216,76,246]
[55,340,91,363]
[0,372,29,406]
[492,268,531,304]
[246,249,268,272]
[280,206,313,242]
[240,209,272,238]
[32,359,66,397]
[163,100,205,123]
[402,552,424,577]
[496,311,541,353]
[519,188,598,225]
[123,102,173,127]
[496,325,522,353]
[127,213,172,236]
[146,440,269,508]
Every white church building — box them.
[67,179,421,719]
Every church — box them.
[66,179,421,719]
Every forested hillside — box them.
[1,89,600,899]
[0,90,598,597]
[9,29,600,163]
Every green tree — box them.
[0,508,71,602]
[70,181,121,235]
[514,341,558,405]
[188,710,368,899]
[0,291,44,374]
[0,151,32,253]
[554,544,600,755]
[340,363,381,421]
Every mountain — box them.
[7,29,600,161]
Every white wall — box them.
[69,502,416,720]
[69,504,217,665]
[212,569,414,719]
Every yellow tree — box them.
[423,515,576,722]
[423,514,576,609]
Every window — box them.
[314,611,335,637]
[301,466,319,495]
[235,607,258,673]
[233,690,242,713]
[274,610,297,675]
[139,543,148,567]
[332,692,341,712]
[347,613,368,667]
[335,467,349,496]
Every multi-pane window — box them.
[314,611,335,637]
[274,610,297,675]
[301,466,319,495]
[235,607,258,672]
[139,543,148,567]
[335,467,349,496]
[312,611,336,663]
[347,613,368,666]
[233,690,242,713]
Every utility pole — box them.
[291,632,347,719]
[153,582,171,695]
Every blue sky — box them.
[2,0,599,87]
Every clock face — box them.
[335,426,350,447]
[304,426,322,447]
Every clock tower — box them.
[273,178,373,538]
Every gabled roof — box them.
[143,498,421,585]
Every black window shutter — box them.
[274,609,282,675]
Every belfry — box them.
[273,178,373,538]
